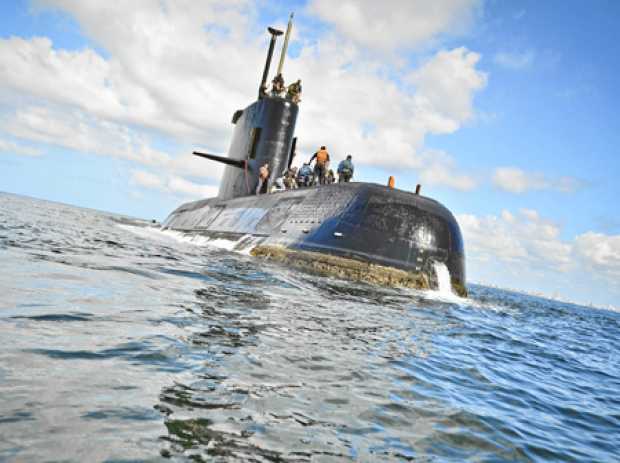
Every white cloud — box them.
[287,44,486,188]
[458,208,572,270]
[1,104,225,186]
[418,150,477,191]
[167,151,225,181]
[408,47,487,129]
[0,1,487,194]
[0,36,117,114]
[307,0,480,52]
[554,176,583,193]
[1,105,170,166]
[458,209,620,290]
[131,169,218,199]
[493,166,582,194]
[492,167,545,193]
[454,208,620,306]
[574,232,620,279]
[0,138,42,157]
[0,3,258,145]
[168,175,219,198]
[494,50,535,70]
[131,170,164,190]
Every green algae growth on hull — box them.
[250,245,438,292]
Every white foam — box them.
[116,224,184,244]
[234,235,265,255]
[203,237,238,251]
[116,224,253,252]
[433,261,453,295]
[118,224,493,307]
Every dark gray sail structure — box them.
[162,19,467,296]
[215,96,298,200]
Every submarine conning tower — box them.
[218,95,298,200]
[195,18,299,201]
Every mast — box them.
[276,13,294,77]
[258,27,283,99]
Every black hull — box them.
[163,182,466,294]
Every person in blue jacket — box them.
[297,163,313,187]
[337,155,354,183]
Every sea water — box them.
[1,192,619,462]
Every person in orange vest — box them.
[309,146,330,185]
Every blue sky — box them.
[1,0,619,307]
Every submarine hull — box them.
[162,182,466,295]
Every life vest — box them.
[316,149,328,166]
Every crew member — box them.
[256,163,270,195]
[309,146,330,185]
[286,79,302,103]
[271,73,285,96]
[326,169,335,184]
[337,155,354,183]
[297,163,313,187]
[283,167,298,189]
[270,177,285,193]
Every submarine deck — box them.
[163,182,466,295]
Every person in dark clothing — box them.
[326,169,335,184]
[286,79,302,103]
[271,73,285,96]
[309,146,330,185]
[297,163,313,187]
[337,155,354,183]
[283,166,298,189]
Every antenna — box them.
[276,13,294,77]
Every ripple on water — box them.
[1,193,620,461]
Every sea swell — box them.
[1,192,619,462]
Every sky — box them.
[1,0,619,307]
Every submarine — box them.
[162,15,467,296]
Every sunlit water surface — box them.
[1,192,619,462]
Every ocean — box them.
[1,192,619,462]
